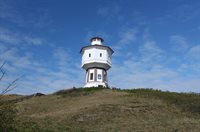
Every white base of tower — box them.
[84,68,108,88]
[84,82,108,88]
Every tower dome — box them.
[90,37,104,45]
[80,37,114,87]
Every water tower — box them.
[80,37,114,87]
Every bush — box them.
[0,102,17,131]
[54,87,105,97]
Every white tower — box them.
[80,37,114,87]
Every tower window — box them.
[90,73,93,80]
[98,74,101,79]
[89,53,91,57]
[100,53,102,57]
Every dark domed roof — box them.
[90,37,104,42]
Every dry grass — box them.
[1,94,23,102]
[5,88,200,131]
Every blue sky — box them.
[0,0,200,94]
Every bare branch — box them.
[0,62,21,98]
[0,61,6,69]
[1,78,19,95]
[0,62,6,81]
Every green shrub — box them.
[54,87,105,97]
[0,102,17,131]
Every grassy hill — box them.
[1,88,200,131]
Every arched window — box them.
[90,73,93,80]
[89,53,91,57]
[100,53,102,57]
[98,74,101,79]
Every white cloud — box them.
[109,34,200,93]
[1,45,83,94]
[23,36,44,45]
[109,56,200,93]
[0,27,45,46]
[112,28,138,57]
[0,46,42,72]
[53,47,71,68]
[118,28,138,46]
[170,35,188,51]
[0,28,82,94]
[187,45,200,61]
[139,40,164,63]
[0,27,20,44]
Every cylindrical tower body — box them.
[80,37,114,87]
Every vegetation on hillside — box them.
[54,87,106,97]
[0,87,200,131]
[123,88,200,115]
[0,62,21,131]
[0,102,16,131]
